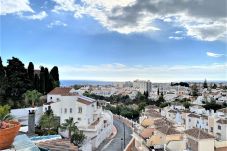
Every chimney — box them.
[28,109,36,135]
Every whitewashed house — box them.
[43,87,113,149]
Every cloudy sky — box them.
[1,0,226,82]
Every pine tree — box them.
[5,57,31,99]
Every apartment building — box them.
[133,80,152,93]
[43,87,113,149]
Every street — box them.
[96,118,132,151]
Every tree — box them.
[71,130,86,147]
[39,66,45,93]
[191,83,199,97]
[28,62,34,87]
[39,109,59,134]
[212,83,217,89]
[23,90,42,107]
[34,74,40,91]
[50,66,60,87]
[5,57,31,100]
[60,117,78,139]
[203,79,208,89]
[157,88,160,95]
[44,68,53,93]
[0,57,7,98]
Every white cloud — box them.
[52,0,227,41]
[47,20,67,28]
[33,62,227,82]
[169,36,184,40]
[0,0,34,15]
[22,11,48,20]
[175,31,183,34]
[206,52,225,58]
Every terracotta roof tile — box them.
[184,128,214,139]
[48,87,72,95]
[217,108,227,113]
[140,128,155,139]
[77,98,94,105]
[216,119,227,124]
[188,113,200,118]
[156,126,180,135]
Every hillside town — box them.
[1,78,227,151]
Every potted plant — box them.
[0,105,20,150]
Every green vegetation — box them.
[0,57,59,108]
[203,100,223,111]
[23,90,42,108]
[0,105,13,121]
[203,79,208,88]
[60,117,86,146]
[38,109,59,135]
[60,117,78,139]
[191,83,199,97]
[171,82,189,87]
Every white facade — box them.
[44,87,113,149]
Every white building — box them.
[133,80,152,93]
[43,87,113,149]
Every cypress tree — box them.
[0,57,7,97]
[44,68,53,93]
[203,79,208,88]
[28,62,34,88]
[39,66,45,94]
[34,74,40,91]
[50,66,60,87]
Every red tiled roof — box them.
[140,128,155,139]
[184,128,214,139]
[188,113,200,118]
[217,108,227,113]
[156,126,180,135]
[216,119,227,124]
[77,98,93,105]
[48,87,72,95]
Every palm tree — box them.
[23,90,42,108]
[60,117,78,139]
[39,109,58,134]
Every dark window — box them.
[211,127,213,132]
[65,108,67,113]
[70,108,73,113]
[218,125,221,130]
[78,107,82,113]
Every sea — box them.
[60,80,113,87]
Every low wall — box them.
[113,114,139,151]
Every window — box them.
[70,108,73,113]
[189,118,191,122]
[211,127,213,132]
[218,125,221,130]
[64,108,67,114]
[61,108,62,113]
[78,118,81,121]
[50,97,52,99]
[78,107,82,113]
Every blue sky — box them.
[0,0,226,82]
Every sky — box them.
[0,0,227,82]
